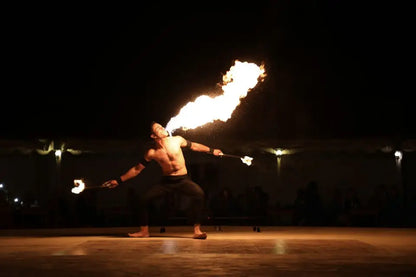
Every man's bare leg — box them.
[193,224,207,239]
[128,226,150,238]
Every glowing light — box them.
[165,60,266,134]
[264,148,293,156]
[275,149,283,156]
[0,183,3,189]
[71,179,85,194]
[222,154,253,166]
[394,150,402,160]
[394,150,403,168]
[241,156,253,166]
[55,150,62,158]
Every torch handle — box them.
[221,153,242,159]
[84,185,106,190]
[219,153,253,166]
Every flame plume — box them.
[165,60,266,135]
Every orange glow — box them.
[71,179,85,194]
[241,156,253,166]
[165,60,266,134]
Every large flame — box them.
[165,60,266,134]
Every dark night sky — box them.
[3,1,412,142]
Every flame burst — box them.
[165,60,266,134]
[71,179,85,194]
[241,156,253,166]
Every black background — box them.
[3,1,412,141]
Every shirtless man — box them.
[104,121,223,239]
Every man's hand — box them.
[102,179,120,189]
[213,149,223,156]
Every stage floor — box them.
[1,226,416,276]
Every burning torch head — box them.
[241,156,253,166]
[71,179,86,194]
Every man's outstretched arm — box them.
[181,138,223,156]
[103,155,150,188]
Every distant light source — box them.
[274,149,284,177]
[264,148,293,156]
[394,150,403,168]
[394,150,402,160]
[0,183,3,189]
[14,197,19,203]
[55,150,62,158]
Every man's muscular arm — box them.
[103,153,151,188]
[180,137,223,156]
